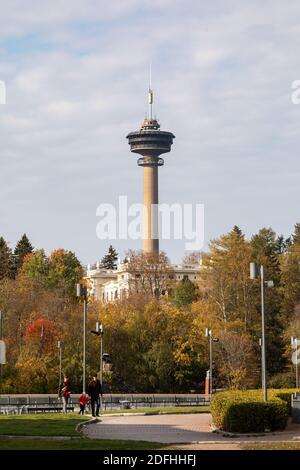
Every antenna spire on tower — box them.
[148,62,153,119]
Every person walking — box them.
[88,373,103,417]
[79,392,89,415]
[59,375,71,413]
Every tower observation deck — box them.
[126,89,175,254]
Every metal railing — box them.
[0,394,210,414]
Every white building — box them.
[85,259,202,303]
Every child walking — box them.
[79,392,89,415]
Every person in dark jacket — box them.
[88,374,103,417]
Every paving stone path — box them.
[82,413,300,446]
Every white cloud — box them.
[42,100,81,118]
[0,1,300,262]
[0,1,143,37]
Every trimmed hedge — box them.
[269,389,300,414]
[210,389,300,433]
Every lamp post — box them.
[0,311,3,395]
[58,340,62,388]
[250,263,273,402]
[0,310,7,397]
[91,322,103,411]
[291,336,299,389]
[76,283,88,393]
[205,328,219,396]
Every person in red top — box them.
[58,375,71,413]
[79,392,89,415]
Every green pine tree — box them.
[251,228,280,282]
[292,222,300,245]
[0,237,14,280]
[251,227,286,374]
[275,234,291,254]
[174,277,198,306]
[100,245,118,270]
[14,233,33,274]
[232,225,243,238]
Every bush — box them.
[269,388,300,414]
[268,372,295,389]
[211,389,291,433]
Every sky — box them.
[0,0,300,265]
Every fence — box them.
[0,394,210,415]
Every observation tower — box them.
[126,88,175,254]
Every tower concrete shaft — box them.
[126,92,175,255]
[143,163,159,253]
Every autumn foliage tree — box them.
[0,245,83,393]
[97,298,207,392]
[24,318,59,353]
[20,248,82,298]
[202,226,256,327]
[1,222,300,393]
[214,329,258,389]
[126,250,174,298]
[281,224,300,319]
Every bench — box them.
[119,400,131,410]
[26,406,74,413]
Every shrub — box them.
[268,372,295,389]
[211,389,291,433]
[269,388,300,414]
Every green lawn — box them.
[0,408,209,450]
[0,408,210,437]
[0,438,164,450]
[0,413,86,436]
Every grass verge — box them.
[0,438,164,450]
[241,442,300,451]
[0,413,87,436]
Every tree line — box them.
[0,223,300,393]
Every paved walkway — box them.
[82,413,300,445]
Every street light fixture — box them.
[205,328,219,396]
[249,262,273,402]
[76,283,88,393]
